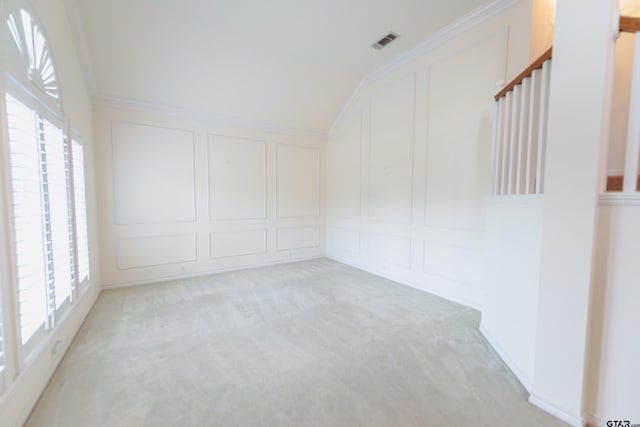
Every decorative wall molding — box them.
[95,95,327,141]
[328,0,521,138]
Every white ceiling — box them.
[74,0,492,134]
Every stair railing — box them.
[619,17,640,193]
[491,48,552,196]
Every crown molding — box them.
[62,0,97,97]
[93,95,327,141]
[327,0,522,139]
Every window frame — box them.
[0,1,92,395]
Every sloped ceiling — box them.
[74,0,492,134]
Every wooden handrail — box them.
[494,16,639,101]
[620,16,640,33]
[495,47,552,101]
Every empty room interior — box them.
[0,0,638,426]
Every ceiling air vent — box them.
[372,32,399,50]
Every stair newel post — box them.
[623,32,640,193]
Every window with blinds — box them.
[4,87,88,347]
[72,135,90,286]
[1,3,92,391]
[5,93,48,344]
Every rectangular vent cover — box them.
[372,32,399,50]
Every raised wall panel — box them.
[425,33,507,231]
[423,241,482,285]
[276,145,320,218]
[208,135,266,220]
[112,122,195,224]
[209,229,267,259]
[369,75,416,224]
[328,227,360,254]
[367,232,411,268]
[116,234,197,269]
[276,226,320,251]
[327,113,361,219]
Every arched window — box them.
[6,8,60,103]
[0,3,90,373]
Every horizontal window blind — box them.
[5,93,48,344]
[72,137,90,284]
[42,118,73,310]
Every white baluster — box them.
[501,92,512,195]
[492,97,506,195]
[517,77,531,195]
[623,32,640,193]
[509,85,521,195]
[536,59,552,194]
[526,69,541,194]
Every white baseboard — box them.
[326,253,482,311]
[528,394,584,427]
[102,255,325,289]
[478,325,532,392]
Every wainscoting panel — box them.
[276,226,320,251]
[116,234,197,269]
[209,229,267,259]
[97,106,324,287]
[112,121,196,224]
[368,75,416,225]
[208,135,266,220]
[276,144,321,218]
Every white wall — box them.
[480,198,543,391]
[326,1,532,309]
[531,0,618,423]
[94,105,325,288]
[0,0,101,425]
[586,200,640,426]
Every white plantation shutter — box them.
[5,92,48,344]
[42,117,73,310]
[71,135,90,285]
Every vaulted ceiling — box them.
[72,0,492,134]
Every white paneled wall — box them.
[326,4,529,308]
[95,106,324,287]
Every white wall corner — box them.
[62,0,98,97]
[479,325,533,392]
[327,0,522,138]
[93,95,328,142]
[528,394,585,427]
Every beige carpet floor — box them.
[26,258,566,426]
